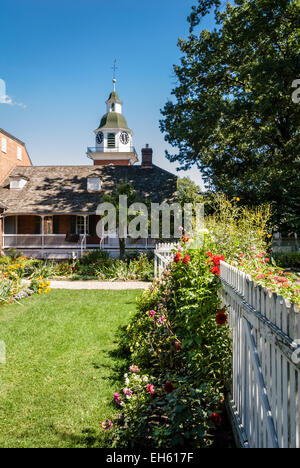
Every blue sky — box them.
[0,0,214,188]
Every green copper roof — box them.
[98,112,129,130]
[107,91,122,103]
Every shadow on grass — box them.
[50,426,106,448]
[91,325,131,389]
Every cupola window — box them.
[107,133,116,148]
[111,103,115,111]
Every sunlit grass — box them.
[0,289,141,448]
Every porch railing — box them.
[3,235,157,251]
[3,234,80,249]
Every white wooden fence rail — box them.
[220,261,300,448]
[154,244,300,448]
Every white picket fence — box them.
[220,261,300,448]
[154,243,175,278]
[154,244,300,448]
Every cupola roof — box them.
[97,112,129,130]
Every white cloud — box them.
[0,79,26,108]
[0,94,26,108]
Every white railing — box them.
[154,243,175,278]
[220,261,300,448]
[3,235,157,251]
[3,234,80,249]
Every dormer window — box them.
[87,177,101,192]
[10,176,27,190]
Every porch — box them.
[2,214,156,259]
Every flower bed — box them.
[1,250,154,282]
[102,235,233,448]
[231,248,300,307]
[0,255,51,305]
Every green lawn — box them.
[0,289,141,448]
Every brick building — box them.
[0,128,32,183]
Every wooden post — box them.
[41,215,45,250]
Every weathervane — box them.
[112,59,118,91]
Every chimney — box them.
[141,144,153,168]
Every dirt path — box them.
[23,279,151,290]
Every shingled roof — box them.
[0,165,177,215]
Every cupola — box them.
[87,79,138,166]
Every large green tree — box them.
[160,0,300,233]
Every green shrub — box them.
[205,194,272,261]
[54,261,73,277]
[0,255,11,265]
[75,264,97,278]
[272,251,300,269]
[79,249,110,266]
[7,248,23,260]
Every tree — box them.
[160,0,300,233]
[102,181,148,258]
[177,176,203,206]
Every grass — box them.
[0,289,142,448]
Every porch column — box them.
[2,216,4,250]
[41,215,45,249]
[83,215,87,250]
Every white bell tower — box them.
[87,79,138,166]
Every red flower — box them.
[147,384,155,395]
[212,255,225,266]
[164,381,174,394]
[210,413,222,425]
[210,266,220,276]
[182,255,190,264]
[181,234,190,243]
[174,253,181,263]
[216,309,228,325]
[206,253,225,272]
[174,341,182,351]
